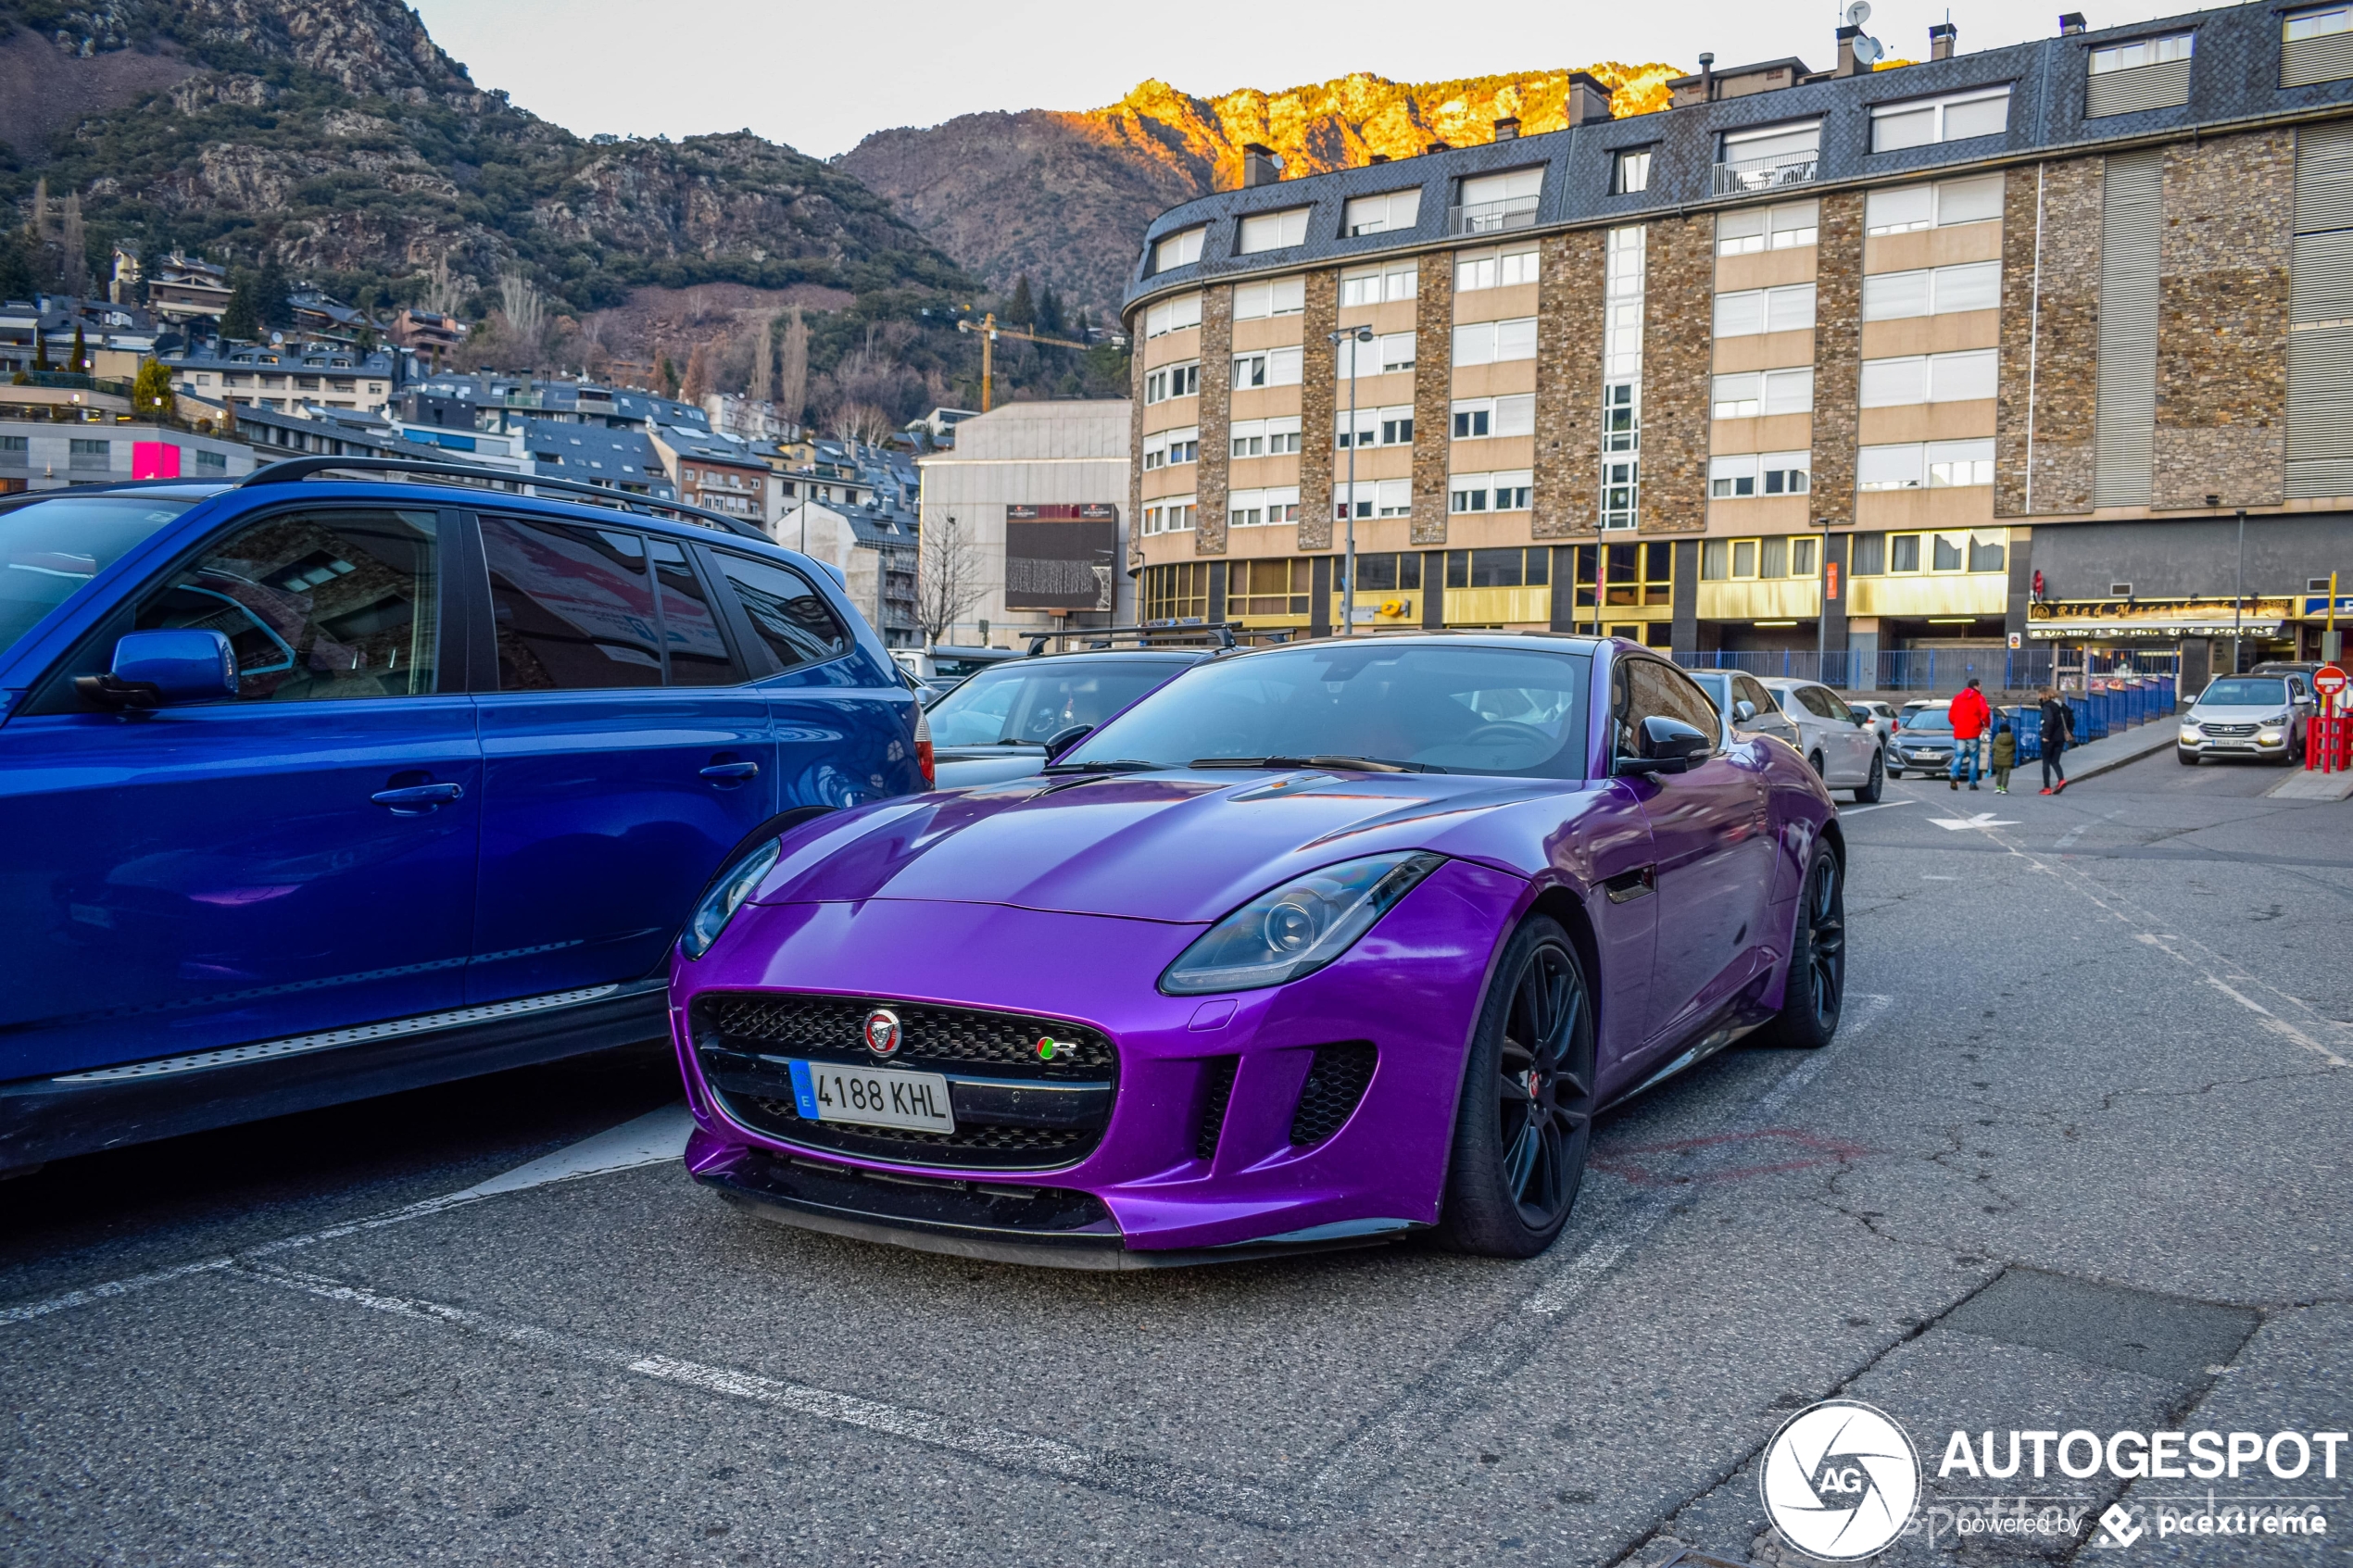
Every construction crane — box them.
[957,312,1096,411]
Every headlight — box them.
[680,839,782,960]
[1158,852,1444,996]
[2180,722,2200,737]
[2259,727,2284,742]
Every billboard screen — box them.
[1004,504,1117,611]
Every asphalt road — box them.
[5,753,2348,1568]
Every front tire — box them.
[1434,917,1596,1259]
[1807,750,1826,780]
[1751,840,1843,1050]
[2177,747,2199,766]
[1850,751,1883,804]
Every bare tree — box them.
[498,267,546,354]
[915,515,990,647]
[420,251,464,317]
[777,305,809,427]
[749,315,774,402]
[828,400,894,447]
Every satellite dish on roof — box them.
[1853,33,1885,64]
[1845,0,1871,25]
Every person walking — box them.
[1948,677,1991,791]
[2037,685,2074,794]
[1990,716,2016,794]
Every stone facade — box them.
[2153,130,2293,510]
[1127,352,1146,571]
[1995,157,2103,517]
[1298,268,1338,551]
[1410,260,1454,546]
[1195,283,1233,555]
[1533,230,1605,540]
[1639,214,1713,534]
[1810,191,1865,521]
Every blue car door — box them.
[0,504,480,1076]
[465,515,777,1003]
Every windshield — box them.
[1061,643,1593,779]
[1902,707,1954,734]
[2199,677,2288,709]
[1,494,195,660]
[925,659,1189,746]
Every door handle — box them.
[700,760,761,781]
[371,782,464,812]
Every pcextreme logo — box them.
[1760,1400,1922,1561]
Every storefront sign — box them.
[1005,504,1117,611]
[2026,596,2294,640]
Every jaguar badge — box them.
[862,1008,902,1057]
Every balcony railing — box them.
[1712,149,1820,197]
[1448,195,1541,236]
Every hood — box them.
[753,770,1566,923]
[2191,703,2292,720]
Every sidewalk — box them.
[2268,768,2353,800]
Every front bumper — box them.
[2177,725,2290,756]
[668,860,1526,1259]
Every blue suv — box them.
[0,459,928,1170]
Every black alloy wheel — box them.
[1436,917,1597,1258]
[1752,840,1844,1050]
[1852,750,1883,804]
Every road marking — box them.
[1839,800,1917,817]
[1922,874,1958,881]
[0,1103,693,1330]
[1931,812,2020,830]
[2054,808,2123,851]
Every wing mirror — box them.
[1042,723,1094,759]
[76,630,238,710]
[1617,715,1713,777]
[1733,699,1757,721]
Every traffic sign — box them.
[2317,663,2348,697]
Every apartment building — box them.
[1124,2,2353,678]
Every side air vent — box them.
[1290,1044,1378,1147]
[1194,1056,1239,1160]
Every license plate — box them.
[787,1060,956,1134]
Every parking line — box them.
[1839,800,1917,817]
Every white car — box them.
[1756,676,1885,802]
[2177,674,2308,765]
[1848,699,1900,762]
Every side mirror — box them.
[76,630,238,710]
[1042,723,1093,759]
[1617,715,1713,777]
[1733,699,1757,721]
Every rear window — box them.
[0,495,194,660]
[927,659,1191,746]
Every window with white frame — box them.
[1228,486,1302,527]
[1863,174,2004,235]
[1869,87,2011,153]
[1721,120,1823,168]
[1861,261,2001,320]
[1858,348,1997,407]
[1449,470,1534,512]
[1344,189,1422,236]
[1336,478,1414,519]
[1231,346,1303,389]
[1143,294,1202,338]
[2287,6,2352,40]
[1143,360,1200,404]
[1232,278,1306,320]
[1458,168,1543,232]
[1452,317,1538,366]
[1455,246,1540,292]
[1238,207,1312,254]
[1717,201,1820,256]
[1230,415,1303,458]
[1601,224,1645,531]
[1141,425,1200,470]
[1709,450,1812,498]
[1714,283,1818,337]
[1154,228,1205,272]
[1339,260,1418,307]
[1336,332,1416,376]
[1337,405,1416,448]
[1614,148,1653,195]
[1140,495,1197,534]
[1710,367,1815,419]
[1451,394,1536,439]
[2090,32,2193,73]
[1856,439,1996,490]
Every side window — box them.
[1617,659,1720,756]
[1798,684,1844,721]
[712,550,850,671]
[1733,674,1784,723]
[650,538,744,686]
[481,517,662,690]
[134,508,440,702]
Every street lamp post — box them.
[1328,325,1374,636]
[2233,507,2247,676]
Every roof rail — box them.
[1024,623,1239,657]
[237,455,770,542]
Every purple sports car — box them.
[669,635,1844,1267]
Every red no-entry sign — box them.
[2317,663,2348,698]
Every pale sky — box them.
[413,0,2193,161]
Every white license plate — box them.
[786,1060,956,1134]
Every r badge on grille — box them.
[862,1008,902,1057]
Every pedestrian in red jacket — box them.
[1948,678,1991,791]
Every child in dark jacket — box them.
[1990,719,2017,794]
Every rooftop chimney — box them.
[2059,12,2087,34]
[1699,52,1716,101]
[1565,70,1616,124]
[1492,116,1520,142]
[1426,140,1450,156]
[1239,143,1281,187]
[1930,20,1957,59]
[1836,24,1864,76]
[1370,153,1390,164]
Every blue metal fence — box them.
[1980,678,2177,761]
[1673,647,2182,695]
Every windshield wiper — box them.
[1189,755,1438,773]
[1039,759,1167,773]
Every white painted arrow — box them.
[1930,811,2020,830]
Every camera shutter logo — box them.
[1759,1399,1920,1561]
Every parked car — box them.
[2178,673,2308,765]
[927,648,1217,789]
[1891,700,1956,777]
[671,635,1849,1266]
[0,461,928,1171]
[1686,669,1801,751]
[1849,699,1900,762]
[891,644,1021,700]
[1755,677,1883,802]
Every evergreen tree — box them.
[1005,275,1035,327]
[132,358,175,420]
[33,328,51,372]
[69,323,87,373]
[0,235,33,301]
[254,254,292,332]
[221,273,260,340]
[1037,283,1063,337]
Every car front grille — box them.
[691,992,1117,1173]
[1290,1043,1377,1146]
[2201,722,2258,737]
[1194,1056,1238,1161]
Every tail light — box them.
[913,702,935,787]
